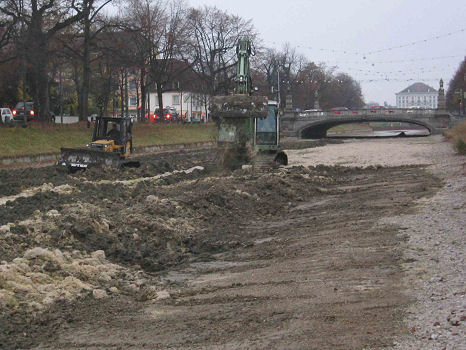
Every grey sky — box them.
[189,0,466,105]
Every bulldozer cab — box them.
[92,117,132,146]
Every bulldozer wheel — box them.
[121,160,140,168]
[67,166,82,174]
[274,151,288,166]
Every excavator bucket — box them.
[58,147,122,170]
[210,95,268,120]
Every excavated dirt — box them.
[0,149,216,197]
[0,140,457,349]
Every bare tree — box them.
[119,0,191,115]
[446,57,465,112]
[187,6,258,96]
[0,0,85,121]
[255,44,307,108]
[119,0,166,120]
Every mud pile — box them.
[0,248,120,311]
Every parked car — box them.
[12,101,35,121]
[406,106,424,113]
[330,106,349,115]
[299,109,323,117]
[150,107,179,123]
[0,108,13,124]
[162,107,179,122]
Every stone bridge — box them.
[280,108,457,138]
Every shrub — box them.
[455,139,466,155]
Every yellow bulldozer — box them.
[58,116,139,172]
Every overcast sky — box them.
[188,0,465,105]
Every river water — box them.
[327,128,430,138]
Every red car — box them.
[330,107,349,115]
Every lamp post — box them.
[277,63,281,108]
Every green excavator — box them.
[210,38,288,169]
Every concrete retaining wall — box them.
[53,116,80,124]
[0,141,216,167]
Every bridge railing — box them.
[297,108,438,118]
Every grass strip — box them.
[0,122,217,158]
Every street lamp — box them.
[276,61,281,108]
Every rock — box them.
[24,247,53,261]
[0,225,10,234]
[98,273,112,282]
[91,250,106,262]
[46,210,60,218]
[156,290,171,300]
[109,287,119,294]
[430,333,439,340]
[92,289,108,299]
[127,284,139,293]
[62,276,92,292]
[146,195,159,203]
[42,260,61,272]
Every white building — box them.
[125,59,210,122]
[396,82,438,109]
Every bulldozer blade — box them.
[58,147,122,170]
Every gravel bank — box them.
[290,135,465,349]
[386,138,465,349]
[287,137,441,168]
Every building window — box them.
[129,81,138,91]
[129,97,137,107]
[172,95,180,105]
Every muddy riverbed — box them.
[0,136,464,349]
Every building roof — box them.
[397,82,437,94]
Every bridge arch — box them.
[298,116,434,139]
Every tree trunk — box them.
[140,68,146,122]
[157,83,164,114]
[28,13,51,121]
[80,10,91,121]
[120,71,125,117]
